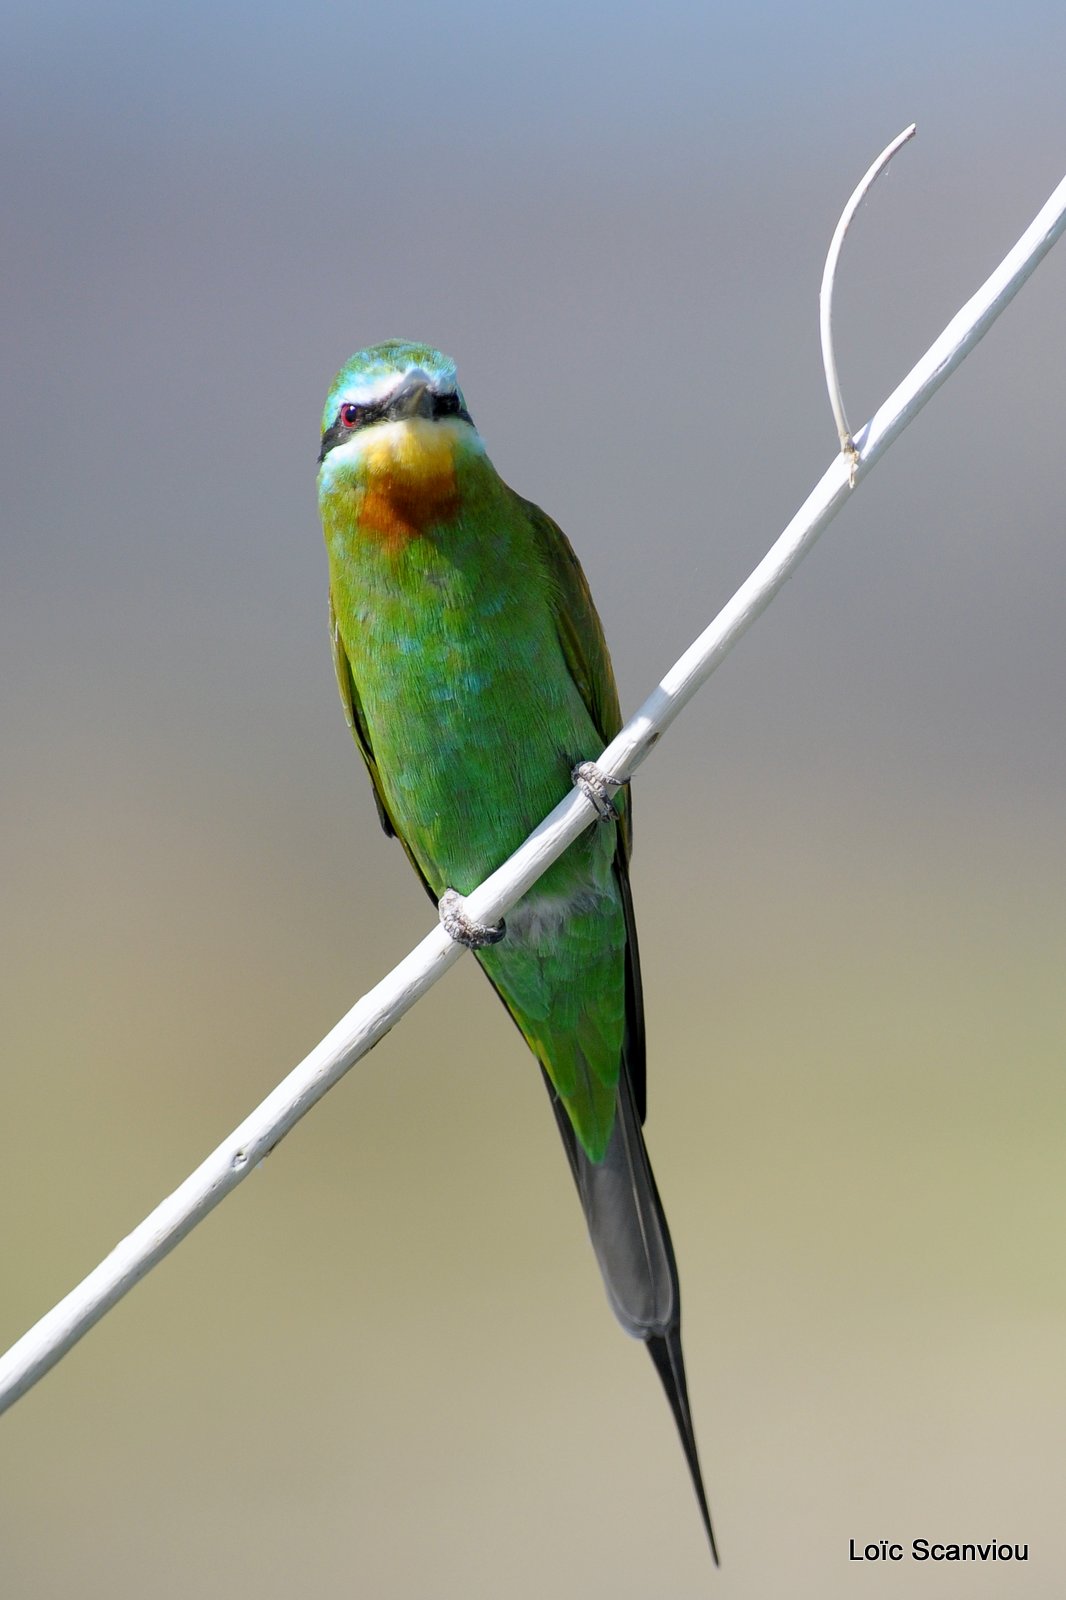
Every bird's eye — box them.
[340,402,362,429]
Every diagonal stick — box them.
[2,149,1065,1418]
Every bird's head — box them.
[317,342,486,543]
[318,339,481,472]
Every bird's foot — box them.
[572,760,617,822]
[438,888,506,948]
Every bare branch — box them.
[2,150,1064,1419]
[820,123,917,459]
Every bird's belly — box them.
[362,624,601,899]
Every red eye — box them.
[340,402,361,429]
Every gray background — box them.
[3,3,1065,1595]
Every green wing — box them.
[518,495,647,1126]
[329,590,438,901]
[521,496,632,862]
[329,589,395,837]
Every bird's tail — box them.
[543,1065,719,1564]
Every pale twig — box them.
[820,123,917,463]
[2,154,1065,1418]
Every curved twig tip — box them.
[820,123,918,465]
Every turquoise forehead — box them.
[322,340,462,428]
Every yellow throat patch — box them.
[359,418,461,546]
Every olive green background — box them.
[3,4,1065,1595]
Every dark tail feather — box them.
[646,1323,719,1564]
[543,1065,719,1564]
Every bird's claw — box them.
[572,760,617,822]
[438,888,506,948]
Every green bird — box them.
[317,340,717,1560]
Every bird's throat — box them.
[358,419,462,547]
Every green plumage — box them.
[317,342,716,1560]
[321,413,629,1159]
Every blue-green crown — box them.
[322,340,466,431]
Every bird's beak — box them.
[390,370,433,420]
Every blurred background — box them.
[2,3,1065,1595]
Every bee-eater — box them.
[317,340,716,1560]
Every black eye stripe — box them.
[317,387,473,464]
[430,391,474,424]
[317,401,385,462]
[346,399,387,429]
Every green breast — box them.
[321,447,628,1159]
[324,467,598,895]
